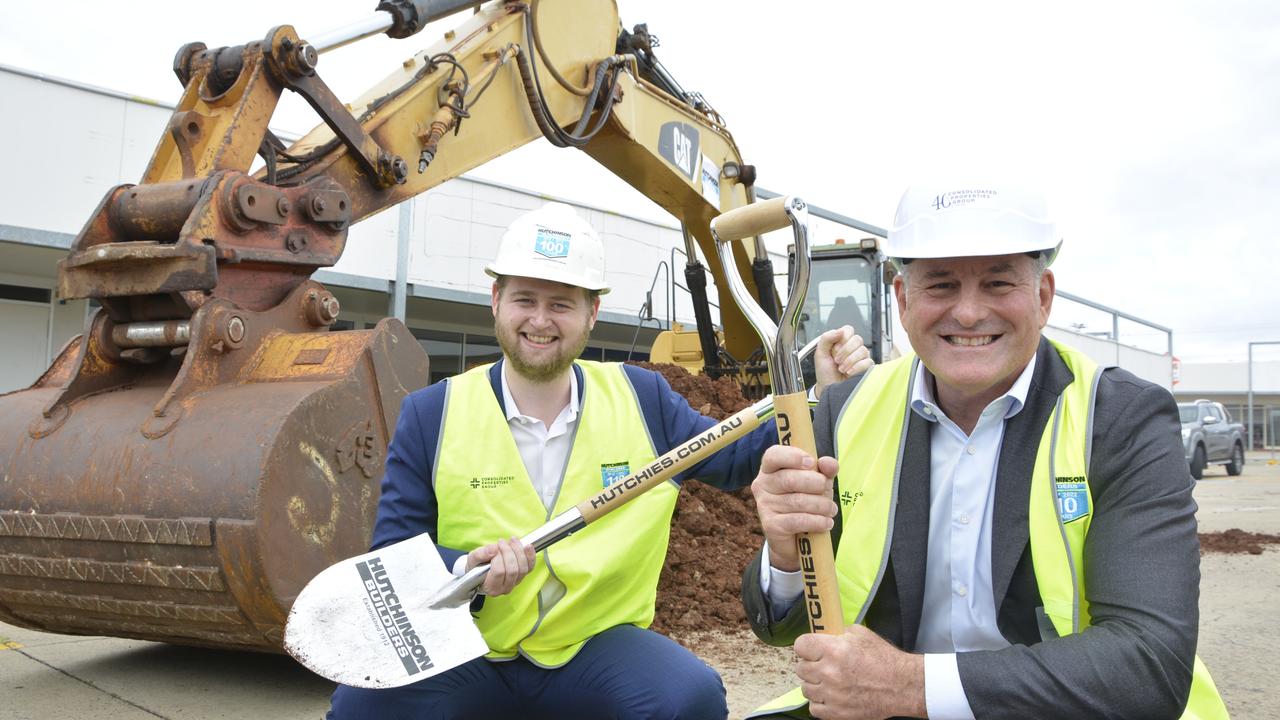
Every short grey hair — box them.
[896,252,1050,288]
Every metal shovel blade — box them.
[284,533,488,689]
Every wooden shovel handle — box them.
[711,196,790,243]
[575,402,767,523]
[773,391,845,635]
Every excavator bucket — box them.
[0,292,428,652]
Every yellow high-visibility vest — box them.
[436,361,676,667]
[751,342,1226,718]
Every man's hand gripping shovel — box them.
[710,195,844,636]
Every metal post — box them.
[1246,341,1280,451]
[45,298,54,365]
[1112,313,1121,365]
[391,202,412,322]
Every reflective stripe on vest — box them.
[750,342,1227,719]
[434,361,676,667]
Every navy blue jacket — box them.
[370,361,776,569]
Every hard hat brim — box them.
[887,207,1059,261]
[485,263,611,294]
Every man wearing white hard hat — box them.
[328,202,872,719]
[741,184,1227,719]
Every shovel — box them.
[709,195,844,635]
[286,363,830,688]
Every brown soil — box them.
[629,362,764,640]
[630,362,753,422]
[1199,529,1280,555]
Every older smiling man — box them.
[740,183,1227,720]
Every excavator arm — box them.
[0,0,773,652]
[59,0,765,356]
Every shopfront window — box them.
[411,328,463,385]
[464,334,502,371]
[604,347,643,363]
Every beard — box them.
[495,316,592,384]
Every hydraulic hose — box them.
[529,0,592,96]
[516,6,620,149]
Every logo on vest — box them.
[601,462,630,487]
[470,475,513,490]
[834,486,865,509]
[1054,477,1089,523]
[839,484,860,507]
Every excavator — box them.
[0,0,796,652]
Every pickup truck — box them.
[1178,399,1246,479]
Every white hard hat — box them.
[885,182,1061,265]
[485,202,610,294]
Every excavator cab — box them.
[790,238,891,388]
[648,235,893,393]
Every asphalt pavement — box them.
[0,627,333,719]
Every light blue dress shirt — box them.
[762,356,1037,719]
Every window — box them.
[800,256,875,345]
[411,328,463,385]
[464,334,502,371]
[0,284,51,305]
[604,347,643,363]
[578,346,647,363]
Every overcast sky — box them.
[2,1,1276,363]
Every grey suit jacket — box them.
[741,337,1200,718]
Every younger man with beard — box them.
[327,202,870,719]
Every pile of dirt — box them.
[1199,529,1280,555]
[630,362,753,421]
[629,362,764,638]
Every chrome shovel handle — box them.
[710,195,813,395]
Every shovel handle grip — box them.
[774,391,845,635]
[711,196,790,244]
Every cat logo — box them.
[657,121,699,181]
